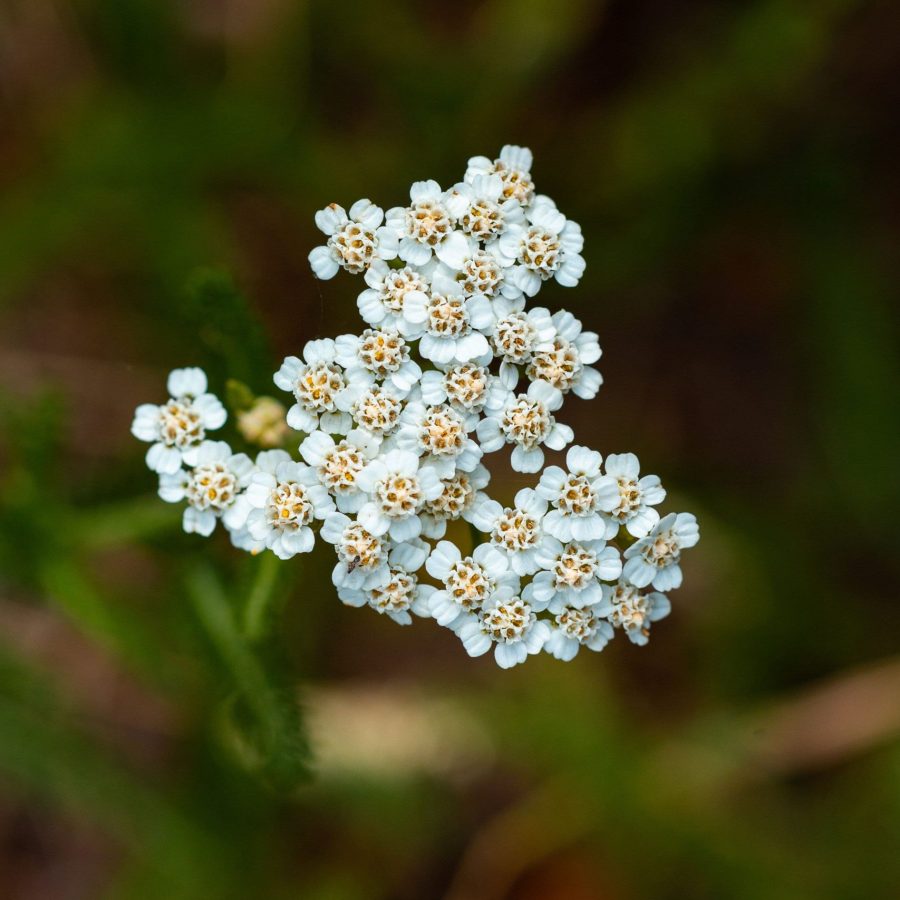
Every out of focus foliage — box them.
[0,1,898,898]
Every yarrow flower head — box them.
[622,513,699,592]
[445,173,525,243]
[454,596,551,669]
[498,198,585,299]
[131,368,226,474]
[542,599,615,661]
[309,200,392,279]
[419,464,490,539]
[244,450,335,559]
[384,180,470,270]
[356,260,431,337]
[394,400,482,477]
[355,450,443,542]
[471,487,552,577]
[320,511,391,590]
[434,245,506,300]
[335,329,422,396]
[599,579,672,646]
[418,292,493,366]
[525,310,603,399]
[273,339,352,435]
[601,452,666,538]
[425,540,518,628]
[133,145,700,669]
[236,396,291,448]
[536,445,620,542]
[339,382,405,451]
[419,362,509,429]
[157,439,253,535]
[465,145,535,206]
[476,379,573,473]
[336,540,433,625]
[299,430,373,513]
[530,535,622,611]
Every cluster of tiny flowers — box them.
[132,146,700,668]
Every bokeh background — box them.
[1,1,899,898]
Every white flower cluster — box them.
[132,146,700,667]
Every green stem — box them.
[186,564,310,787]
[242,551,282,642]
[187,566,278,746]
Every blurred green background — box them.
[1,0,899,897]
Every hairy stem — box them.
[243,551,282,642]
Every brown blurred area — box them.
[1,1,899,898]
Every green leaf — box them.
[182,269,271,389]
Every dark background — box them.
[1,1,899,898]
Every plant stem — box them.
[243,551,282,642]
[187,566,278,746]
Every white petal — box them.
[167,367,207,398]
[435,230,469,270]
[273,356,301,392]
[545,631,579,661]
[470,497,502,532]
[494,642,527,669]
[604,452,639,480]
[184,507,216,537]
[357,289,387,324]
[626,507,660,538]
[499,145,532,171]
[399,237,432,267]
[623,557,654,589]
[475,416,504,452]
[349,198,383,228]
[314,204,348,235]
[511,444,544,473]
[320,512,351,544]
[286,405,317,433]
[544,423,573,451]
[308,245,340,279]
[374,225,399,259]
[146,443,182,475]
[419,334,454,366]
[566,445,602,477]
[409,179,442,203]
[157,472,186,503]
[194,394,226,430]
[460,625,492,658]
[570,514,605,542]
[543,509,571,542]
[299,430,334,466]
[357,503,390,537]
[592,475,621,512]
[455,332,490,362]
[555,252,585,288]
[595,548,622,581]
[648,593,672,622]
[536,465,567,498]
[131,404,160,441]
[652,564,682,592]
[388,514,422,542]
[572,367,603,399]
